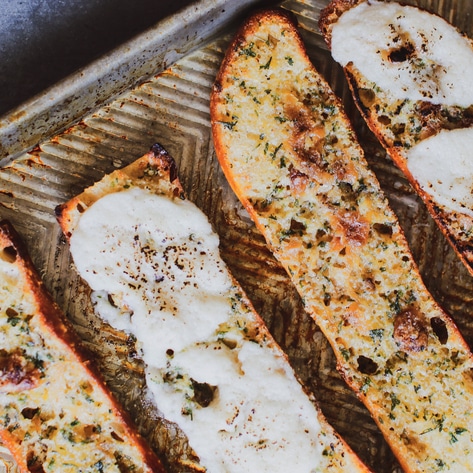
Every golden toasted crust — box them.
[56,143,184,241]
[56,142,373,472]
[320,0,473,277]
[211,8,473,473]
[0,220,165,472]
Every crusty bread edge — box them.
[56,143,185,242]
[0,220,166,473]
[318,0,364,47]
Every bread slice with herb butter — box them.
[210,8,473,473]
[55,143,372,473]
[319,0,473,277]
[0,220,165,472]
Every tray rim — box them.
[0,0,269,165]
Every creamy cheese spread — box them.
[69,187,324,473]
[406,127,473,217]
[331,1,473,107]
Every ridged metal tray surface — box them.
[1,0,473,472]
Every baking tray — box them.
[1,0,473,471]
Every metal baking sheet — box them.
[1,0,473,472]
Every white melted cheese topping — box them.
[331,1,473,107]
[69,187,324,473]
[407,127,473,217]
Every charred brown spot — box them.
[191,379,217,408]
[76,202,86,214]
[441,106,473,130]
[358,88,376,108]
[316,228,329,240]
[151,143,178,182]
[430,317,448,345]
[373,222,393,237]
[399,429,428,456]
[323,292,331,306]
[290,218,306,234]
[114,451,139,473]
[354,275,377,294]
[75,424,100,443]
[392,122,406,136]
[251,197,273,214]
[415,102,444,140]
[6,307,19,318]
[296,146,326,170]
[285,101,311,133]
[339,212,369,246]
[0,349,42,392]
[213,81,223,93]
[393,306,429,352]
[107,293,117,308]
[21,407,40,419]
[417,101,441,118]
[1,245,17,263]
[388,42,415,62]
[357,355,378,375]
[27,451,46,473]
[332,159,352,182]
[221,338,238,350]
[289,166,309,193]
[378,115,391,126]
[111,430,125,442]
[285,100,327,170]
[339,180,359,205]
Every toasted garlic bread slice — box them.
[55,143,372,473]
[319,0,473,276]
[210,8,473,473]
[0,220,164,472]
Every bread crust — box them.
[318,0,363,47]
[56,143,184,241]
[211,8,473,473]
[319,0,473,277]
[0,220,165,472]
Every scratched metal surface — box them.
[1,0,473,472]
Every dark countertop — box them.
[0,0,195,117]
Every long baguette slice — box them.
[55,143,373,473]
[210,8,473,473]
[319,0,473,277]
[0,220,164,472]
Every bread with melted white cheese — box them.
[210,8,473,472]
[319,0,473,277]
[56,143,373,473]
[0,220,164,472]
